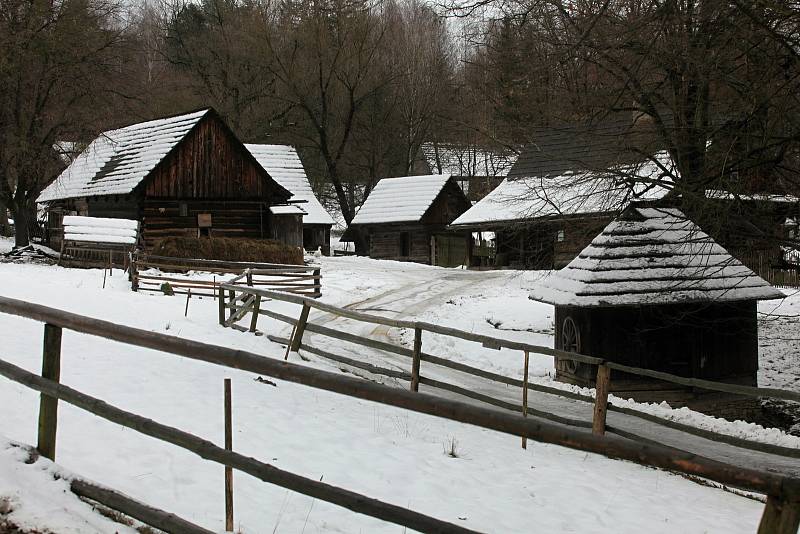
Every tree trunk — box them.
[12,205,30,248]
[0,200,10,237]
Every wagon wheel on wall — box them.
[560,316,581,375]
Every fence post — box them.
[227,290,235,321]
[410,327,422,392]
[37,324,62,461]
[313,268,321,297]
[246,269,253,287]
[289,303,311,353]
[224,378,234,532]
[249,295,262,333]
[592,363,611,436]
[522,350,529,449]
[758,494,800,534]
[218,287,226,326]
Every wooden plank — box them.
[218,287,226,326]
[71,479,214,534]
[0,296,798,499]
[0,360,479,534]
[37,324,62,461]
[410,327,422,392]
[224,378,233,532]
[758,495,800,534]
[249,295,261,333]
[522,351,529,450]
[592,364,611,436]
[289,304,311,352]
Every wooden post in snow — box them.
[224,378,234,532]
[184,289,192,317]
[592,364,611,436]
[410,327,422,392]
[218,287,225,326]
[758,494,800,534]
[289,303,311,353]
[249,295,261,333]
[522,350,529,449]
[37,324,62,460]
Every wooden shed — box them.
[245,144,335,255]
[38,109,293,253]
[349,175,472,266]
[530,205,784,419]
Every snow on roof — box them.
[269,205,306,216]
[451,151,674,227]
[705,190,800,203]
[422,143,517,177]
[529,207,784,307]
[62,215,138,245]
[245,144,334,226]
[351,174,453,225]
[38,110,210,203]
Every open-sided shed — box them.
[38,109,293,252]
[350,175,472,266]
[245,144,335,254]
[530,205,784,418]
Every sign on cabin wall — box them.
[197,213,213,228]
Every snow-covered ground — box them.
[0,242,793,532]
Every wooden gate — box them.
[433,234,467,267]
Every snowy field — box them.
[0,237,794,532]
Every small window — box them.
[198,227,211,237]
[400,232,411,256]
[556,229,565,242]
[179,202,188,217]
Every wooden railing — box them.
[1,295,800,533]
[218,282,800,463]
[0,298,800,534]
[130,253,322,298]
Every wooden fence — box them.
[130,253,322,298]
[1,295,800,533]
[218,282,800,463]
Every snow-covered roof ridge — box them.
[38,109,211,203]
[451,151,675,227]
[530,206,785,307]
[244,144,334,226]
[351,174,453,225]
[422,142,518,177]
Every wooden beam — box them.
[37,323,62,461]
[410,327,422,392]
[71,478,214,534]
[592,365,611,436]
[758,495,800,534]
[249,295,261,333]
[224,378,233,532]
[522,351,529,450]
[289,304,311,353]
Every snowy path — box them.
[280,263,800,478]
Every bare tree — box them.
[0,0,129,247]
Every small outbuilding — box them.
[245,144,335,254]
[38,109,293,252]
[530,205,784,419]
[349,174,472,266]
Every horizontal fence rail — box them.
[0,295,799,533]
[217,282,800,463]
[131,253,322,298]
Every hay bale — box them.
[151,237,303,265]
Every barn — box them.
[37,109,295,253]
[450,151,673,269]
[349,174,472,266]
[245,144,335,255]
[529,205,784,418]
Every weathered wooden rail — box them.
[1,294,799,533]
[218,283,800,463]
[130,253,322,298]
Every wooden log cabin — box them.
[245,144,335,255]
[529,205,785,420]
[349,175,472,266]
[37,109,299,253]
